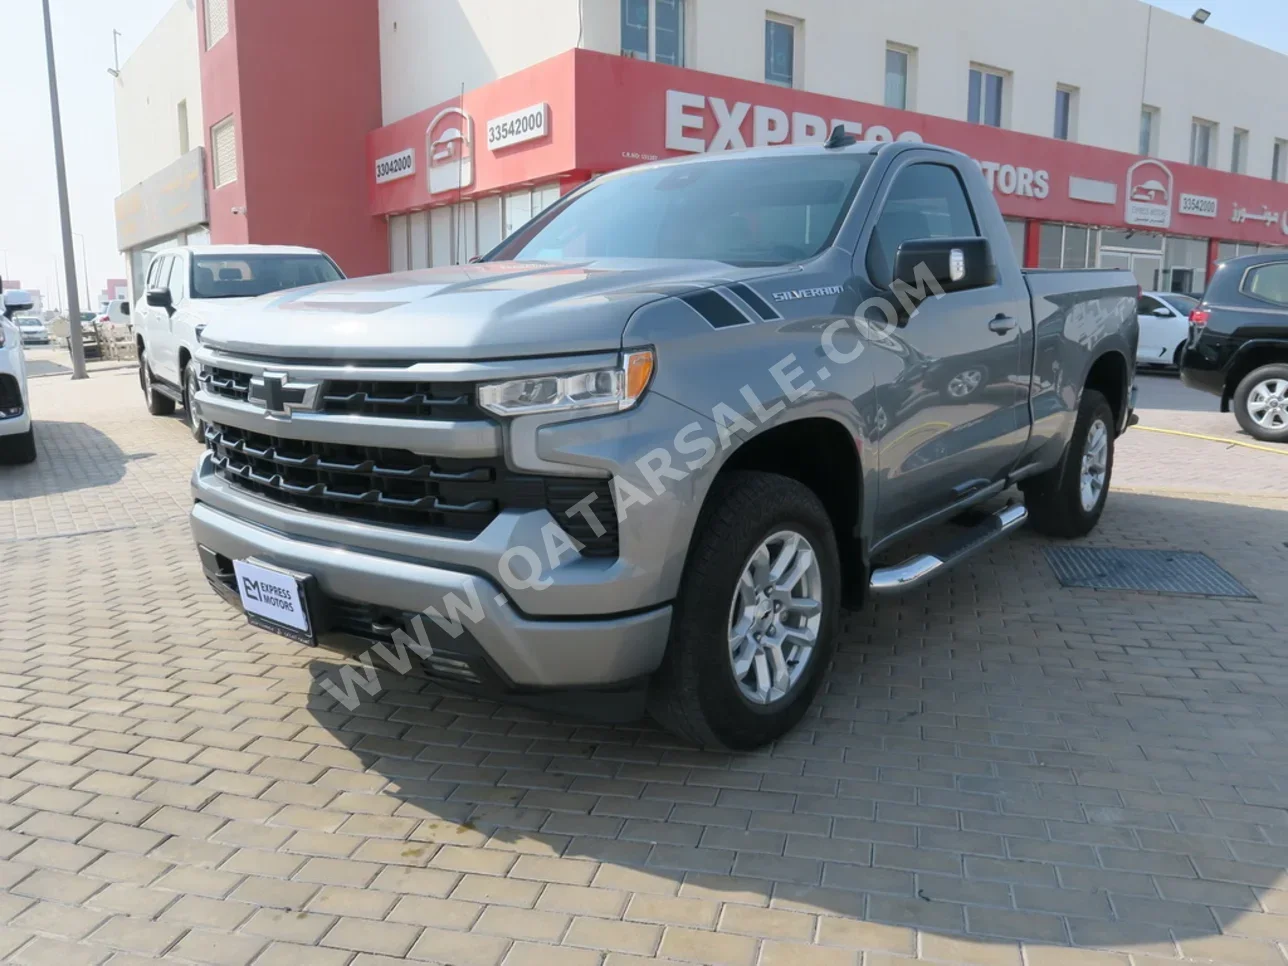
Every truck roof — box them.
[181,244,328,257]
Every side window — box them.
[1137,295,1164,315]
[154,257,173,292]
[169,256,188,302]
[866,163,979,288]
[1244,262,1288,305]
[145,257,163,290]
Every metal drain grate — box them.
[1044,547,1255,599]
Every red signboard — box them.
[368,50,1288,247]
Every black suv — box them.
[1181,252,1288,442]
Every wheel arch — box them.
[1222,341,1288,411]
[698,415,866,605]
[1084,349,1131,433]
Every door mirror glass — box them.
[146,287,173,309]
[892,237,996,301]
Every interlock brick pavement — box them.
[0,362,1284,964]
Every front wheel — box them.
[1233,364,1288,443]
[1020,389,1115,538]
[648,471,841,750]
[183,364,205,442]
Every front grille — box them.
[206,422,618,555]
[320,380,482,421]
[204,366,251,402]
[201,365,482,421]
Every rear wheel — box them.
[648,471,840,750]
[0,426,37,465]
[1020,389,1115,538]
[1233,364,1288,443]
[1173,343,1186,370]
[139,349,174,416]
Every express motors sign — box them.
[664,89,1050,201]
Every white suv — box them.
[0,290,37,464]
[135,244,343,439]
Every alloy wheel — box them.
[1080,418,1109,512]
[727,530,824,705]
[1247,378,1288,431]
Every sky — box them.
[2,0,1287,312]
[1,0,174,309]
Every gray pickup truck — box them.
[189,137,1137,749]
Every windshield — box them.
[1161,293,1198,313]
[491,155,874,266]
[191,254,343,299]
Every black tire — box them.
[182,364,205,442]
[1172,343,1186,370]
[648,471,841,750]
[1020,389,1115,539]
[0,426,37,465]
[139,350,175,416]
[1232,363,1288,443]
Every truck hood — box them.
[199,259,785,362]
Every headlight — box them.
[477,349,655,417]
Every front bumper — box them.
[190,499,672,692]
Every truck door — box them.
[861,157,1031,534]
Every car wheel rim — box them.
[187,370,201,430]
[1247,379,1288,430]
[727,530,823,706]
[1080,418,1109,513]
[947,369,984,398]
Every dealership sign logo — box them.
[1125,159,1173,229]
[426,107,474,195]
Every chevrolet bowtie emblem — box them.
[248,372,319,415]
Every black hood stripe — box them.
[727,283,780,320]
[680,290,753,329]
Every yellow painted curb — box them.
[1135,425,1288,456]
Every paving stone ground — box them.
[0,353,1286,965]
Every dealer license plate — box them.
[232,559,315,644]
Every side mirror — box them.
[1152,307,1173,317]
[2,290,35,320]
[146,287,173,310]
[892,237,996,304]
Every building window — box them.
[1190,118,1216,168]
[204,0,228,49]
[1274,139,1288,182]
[885,45,911,110]
[178,100,189,155]
[765,16,798,88]
[1139,106,1158,156]
[1038,223,1096,270]
[968,66,1005,128]
[1231,128,1249,174]
[620,0,685,66]
[1054,86,1077,141]
[211,116,237,188]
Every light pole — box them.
[73,232,91,312]
[41,0,87,379]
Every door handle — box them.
[988,314,1016,335]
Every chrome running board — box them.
[869,503,1028,595]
